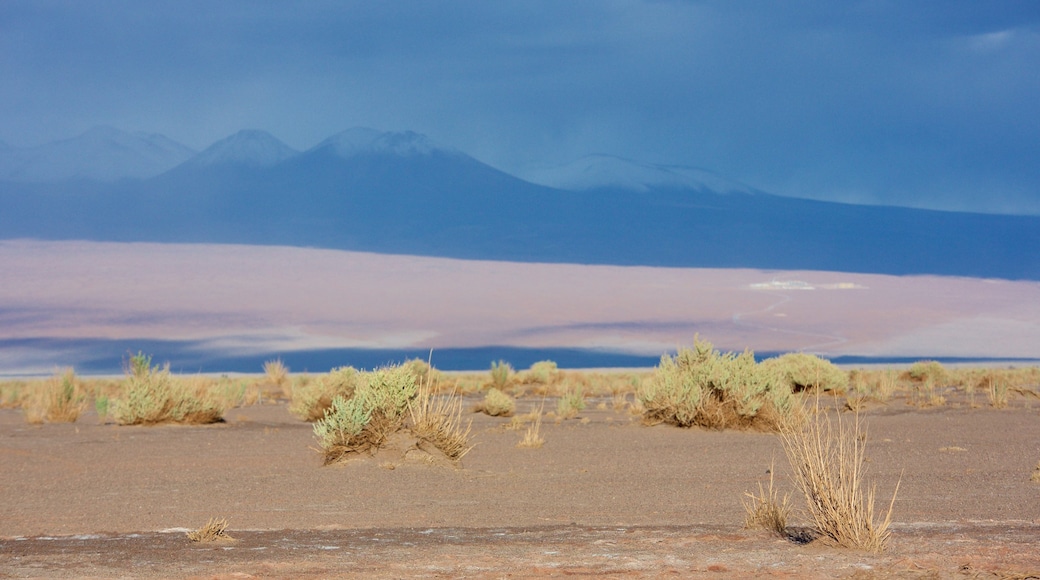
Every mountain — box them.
[1,127,1037,280]
[0,126,196,182]
[184,130,298,168]
[520,154,755,195]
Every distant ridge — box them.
[1,127,1037,280]
[521,154,755,194]
[0,126,196,182]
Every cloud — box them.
[1,1,1038,213]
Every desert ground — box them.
[2,388,1039,579]
[2,240,1040,375]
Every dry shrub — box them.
[24,368,85,424]
[186,518,234,543]
[761,352,848,393]
[742,461,791,537]
[780,398,899,553]
[639,337,793,431]
[409,376,473,461]
[110,353,225,425]
[263,358,291,399]
[289,366,359,421]
[476,387,515,417]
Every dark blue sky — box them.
[2,1,1038,214]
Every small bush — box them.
[477,388,515,417]
[638,337,792,431]
[905,360,947,406]
[522,360,560,384]
[289,366,360,421]
[556,386,586,419]
[780,398,899,553]
[24,368,85,424]
[761,353,848,393]
[110,352,225,425]
[489,360,513,389]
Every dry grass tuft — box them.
[517,404,545,449]
[780,397,899,553]
[1031,461,1040,484]
[186,518,234,543]
[742,461,791,538]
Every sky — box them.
[1,1,1038,214]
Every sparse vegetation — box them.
[779,397,899,553]
[409,376,473,461]
[1032,461,1040,484]
[638,337,793,431]
[905,360,947,406]
[109,352,225,425]
[522,360,560,385]
[476,387,515,417]
[186,518,234,543]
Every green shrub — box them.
[556,386,586,419]
[638,337,792,431]
[523,360,559,384]
[760,352,848,393]
[313,365,419,463]
[479,387,515,417]
[110,352,224,425]
[489,360,513,389]
[289,366,360,421]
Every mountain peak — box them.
[521,154,755,194]
[189,130,298,168]
[312,127,454,158]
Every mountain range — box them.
[1,127,1038,280]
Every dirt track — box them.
[1,397,1039,578]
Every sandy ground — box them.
[1,394,1039,578]
[2,240,1040,374]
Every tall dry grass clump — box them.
[24,368,85,424]
[409,374,473,461]
[186,517,234,543]
[638,337,793,431]
[263,359,291,399]
[779,397,899,553]
[110,352,225,425]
